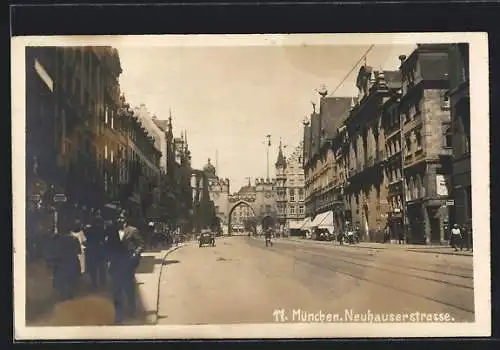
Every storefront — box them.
[406,199,448,245]
[387,209,404,241]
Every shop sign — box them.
[446,200,455,206]
[53,194,67,202]
[28,194,41,202]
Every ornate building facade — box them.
[204,159,231,233]
[303,95,352,237]
[276,142,306,235]
[398,44,453,244]
[447,44,471,233]
[25,46,162,237]
[344,68,401,242]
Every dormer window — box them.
[441,93,450,110]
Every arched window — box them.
[444,127,453,148]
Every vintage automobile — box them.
[199,230,215,247]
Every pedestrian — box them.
[70,219,87,275]
[398,228,405,244]
[106,214,144,324]
[50,221,82,300]
[460,224,470,251]
[265,228,273,247]
[450,224,462,251]
[84,211,107,289]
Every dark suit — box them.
[107,223,144,323]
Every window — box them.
[298,189,304,201]
[405,179,410,201]
[405,134,412,154]
[290,205,296,214]
[415,129,422,151]
[444,127,453,148]
[289,189,295,202]
[104,144,108,159]
[299,205,305,214]
[441,94,450,110]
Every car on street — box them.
[199,230,215,247]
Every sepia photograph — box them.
[12,33,489,340]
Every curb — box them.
[151,243,185,325]
[406,249,473,257]
[286,238,473,255]
[286,238,387,250]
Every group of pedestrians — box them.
[45,207,145,324]
[449,223,473,252]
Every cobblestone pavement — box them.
[158,236,474,325]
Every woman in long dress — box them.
[70,220,87,275]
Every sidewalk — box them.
[285,236,473,256]
[25,243,184,327]
[131,243,184,325]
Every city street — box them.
[157,236,474,325]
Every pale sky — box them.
[117,43,416,191]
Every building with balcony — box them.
[302,94,352,237]
[447,43,471,232]
[398,44,453,244]
[343,67,402,242]
[26,46,165,236]
[275,142,305,235]
[381,91,405,241]
[115,95,162,220]
[26,46,124,216]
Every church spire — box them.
[167,109,173,141]
[275,139,287,169]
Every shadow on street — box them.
[134,256,165,274]
[162,259,181,265]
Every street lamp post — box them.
[265,135,271,180]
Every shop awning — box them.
[317,211,335,234]
[299,217,312,230]
[310,211,329,227]
[287,220,303,230]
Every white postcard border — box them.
[12,32,490,340]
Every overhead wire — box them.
[328,44,375,97]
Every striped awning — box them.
[299,217,312,230]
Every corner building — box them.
[447,44,471,233]
[399,44,453,244]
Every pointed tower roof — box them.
[167,109,173,140]
[275,140,287,169]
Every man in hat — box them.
[106,213,144,323]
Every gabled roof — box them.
[152,119,169,132]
